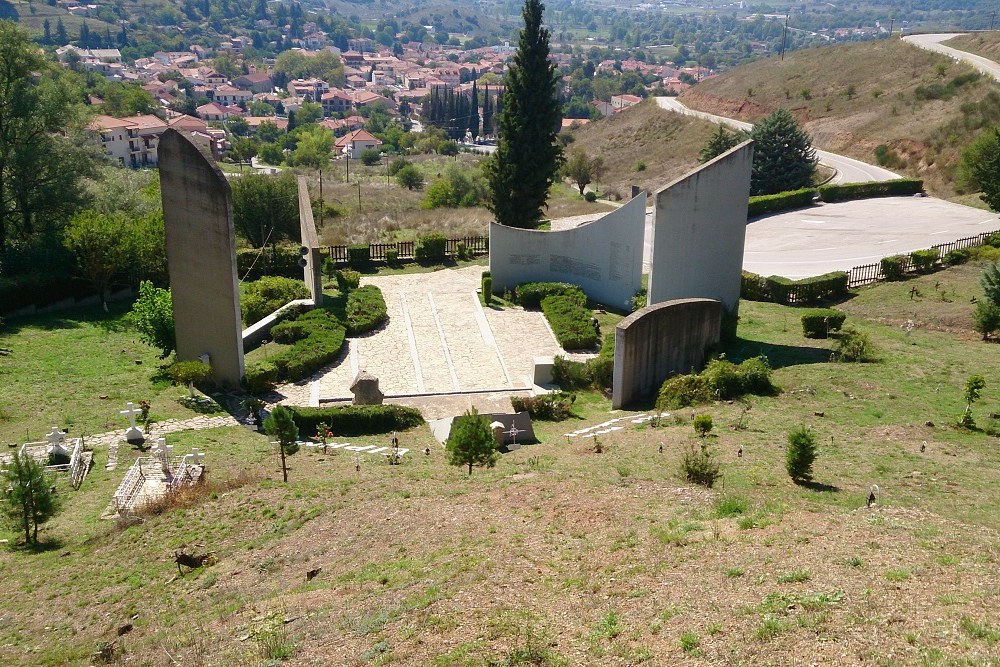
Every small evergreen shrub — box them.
[631,288,647,312]
[385,248,399,266]
[415,233,448,263]
[835,328,878,362]
[973,302,1000,340]
[515,282,587,309]
[456,241,470,261]
[288,405,424,436]
[681,443,721,488]
[880,255,907,281]
[541,295,599,350]
[347,244,370,269]
[345,285,387,335]
[693,413,713,436]
[243,309,346,393]
[335,269,361,292]
[322,255,337,277]
[482,276,493,304]
[510,392,575,420]
[910,249,940,273]
[786,425,817,482]
[241,276,309,324]
[801,308,847,338]
[944,249,970,266]
[657,374,712,409]
[584,191,597,202]
[236,244,302,280]
[552,355,591,389]
[656,356,775,409]
[817,178,923,202]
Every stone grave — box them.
[105,437,206,517]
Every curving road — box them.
[655,96,900,184]
[903,33,1000,84]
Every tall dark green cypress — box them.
[482,85,493,136]
[468,80,479,138]
[485,0,563,228]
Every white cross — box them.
[119,402,141,429]
[45,426,66,447]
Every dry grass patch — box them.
[945,32,1000,63]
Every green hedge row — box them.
[741,271,849,304]
[516,282,587,309]
[541,295,599,351]
[236,244,302,280]
[657,356,775,409]
[347,244,370,269]
[345,284,388,335]
[287,404,424,436]
[747,188,816,217]
[241,276,309,325]
[552,332,615,390]
[817,178,923,203]
[243,309,346,393]
[801,308,847,338]
[415,233,447,263]
[510,392,575,420]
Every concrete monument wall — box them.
[296,175,323,307]
[159,129,245,386]
[489,193,646,310]
[611,298,721,409]
[647,141,753,312]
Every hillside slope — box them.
[946,31,1000,62]
[679,39,1000,199]
[563,100,719,197]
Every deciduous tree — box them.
[484,0,563,228]
[562,149,605,195]
[230,172,300,248]
[960,128,1000,212]
[128,280,175,357]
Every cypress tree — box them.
[469,80,479,138]
[56,18,67,44]
[482,85,493,136]
[484,0,563,228]
[42,19,51,45]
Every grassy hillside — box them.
[679,39,1000,200]
[3,258,1000,665]
[946,31,1000,62]
[562,100,719,197]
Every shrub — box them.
[322,255,337,277]
[552,356,591,390]
[631,288,647,312]
[515,282,587,309]
[345,284,387,335]
[693,414,713,436]
[910,248,940,273]
[817,178,923,203]
[415,232,448,263]
[657,374,711,409]
[347,244,370,269]
[835,328,878,362]
[510,392,575,420]
[242,276,309,324]
[169,360,212,396]
[681,442,721,488]
[762,272,849,304]
[702,357,745,399]
[335,269,361,291]
[944,249,970,266]
[786,425,817,482]
[395,165,423,190]
[741,271,770,301]
[589,333,615,389]
[236,244,302,280]
[287,405,424,436]
[880,255,907,281]
[657,356,774,408]
[972,302,1000,340]
[269,320,310,344]
[359,148,381,166]
[747,188,816,217]
[584,191,597,202]
[482,276,493,305]
[387,157,410,176]
[541,295,599,350]
[739,356,775,394]
[801,308,847,338]
[385,248,399,266]
[243,309,346,393]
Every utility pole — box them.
[991,10,997,30]
[357,182,362,213]
[319,168,324,227]
[780,14,788,61]
[888,17,894,38]
[345,151,350,183]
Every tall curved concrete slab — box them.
[297,175,323,307]
[648,141,753,312]
[159,129,245,386]
[489,193,646,310]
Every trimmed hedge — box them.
[817,178,923,203]
[747,188,816,217]
[482,276,493,305]
[541,295,599,351]
[236,244,302,280]
[287,404,424,436]
[345,284,388,335]
[552,332,615,390]
[336,269,361,291]
[515,282,587,309]
[243,309,346,393]
[242,276,309,324]
[880,255,906,281]
[415,232,447,263]
[347,244,370,269]
[801,308,847,338]
[510,392,575,420]
[745,271,849,304]
[910,248,939,273]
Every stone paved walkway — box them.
[273,266,567,407]
[96,415,240,470]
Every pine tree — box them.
[2,450,60,545]
[264,405,299,482]
[484,0,564,228]
[468,80,480,138]
[749,108,817,196]
[982,261,1000,307]
[699,125,744,164]
[446,408,498,475]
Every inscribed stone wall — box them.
[489,194,646,310]
[647,141,753,312]
[159,129,245,386]
[612,298,721,409]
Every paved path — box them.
[903,33,1000,84]
[275,266,566,405]
[655,97,901,184]
[96,415,240,470]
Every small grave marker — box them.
[119,402,145,444]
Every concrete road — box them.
[742,196,1000,279]
[655,97,900,184]
[903,33,1000,84]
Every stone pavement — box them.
[95,414,240,470]
[274,265,569,409]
